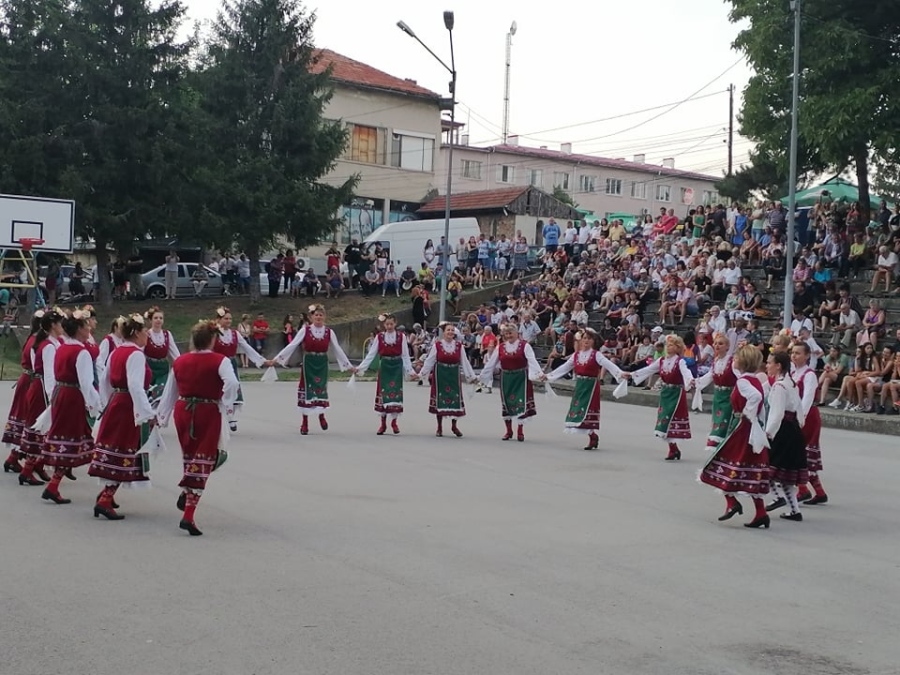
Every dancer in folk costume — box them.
[629,334,695,460]
[416,322,477,438]
[213,306,265,432]
[698,346,772,528]
[480,324,543,442]
[763,351,808,522]
[39,309,102,504]
[789,342,828,505]
[144,306,180,394]
[96,316,125,383]
[542,328,624,450]
[2,312,41,474]
[88,314,156,521]
[81,305,100,364]
[157,321,240,536]
[692,334,737,448]
[17,309,65,486]
[352,313,415,435]
[269,304,351,435]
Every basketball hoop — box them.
[18,238,44,252]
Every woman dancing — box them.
[88,314,157,520]
[157,320,240,536]
[789,342,828,506]
[96,316,125,383]
[17,309,64,486]
[213,306,265,432]
[763,351,808,522]
[352,313,415,435]
[416,322,477,437]
[39,309,101,504]
[692,334,736,448]
[698,346,771,528]
[144,306,180,393]
[269,304,352,435]
[542,328,624,450]
[2,311,41,473]
[480,323,543,442]
[629,334,695,460]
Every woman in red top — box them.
[144,306,180,393]
[89,314,156,520]
[157,321,240,536]
[39,308,102,504]
[2,311,42,473]
[213,307,266,432]
[480,324,543,442]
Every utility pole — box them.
[501,21,517,144]
[727,84,734,176]
[783,0,801,328]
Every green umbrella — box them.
[783,177,888,208]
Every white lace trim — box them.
[217,328,235,345]
[437,339,460,355]
[713,356,731,375]
[308,325,328,340]
[382,330,398,346]
[148,329,168,347]
[661,355,680,374]
[575,348,594,365]
[501,339,522,355]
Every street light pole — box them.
[397,12,456,325]
[783,0,801,329]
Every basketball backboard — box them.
[0,193,75,253]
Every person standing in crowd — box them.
[126,251,143,299]
[267,253,283,298]
[157,320,240,536]
[628,334,695,460]
[144,307,180,394]
[698,346,770,528]
[39,308,101,504]
[343,238,363,288]
[282,249,297,293]
[352,313,416,435]
[480,324,543,442]
[236,253,251,294]
[415,322,477,438]
[89,314,157,520]
[542,218,561,254]
[542,328,624,450]
[164,250,179,300]
[213,306,266,431]
[268,304,352,435]
[763,351,808,522]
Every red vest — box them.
[108,346,152,390]
[659,356,687,385]
[33,339,54,377]
[573,349,602,378]
[731,375,763,415]
[54,343,84,385]
[498,340,528,371]
[712,357,737,387]
[377,331,404,358]
[302,326,332,354]
[435,340,462,365]
[144,330,171,360]
[213,329,238,358]
[172,352,226,400]
[84,337,100,363]
[20,334,36,371]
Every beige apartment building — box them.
[312,49,445,243]
[446,138,722,222]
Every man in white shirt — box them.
[563,222,578,257]
[707,305,728,335]
[725,317,750,355]
[832,302,860,348]
[790,309,814,336]
[518,311,542,344]
[589,220,603,244]
[797,326,824,365]
[722,259,742,286]
[577,223,591,255]
[871,245,899,293]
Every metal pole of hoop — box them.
[19,238,45,313]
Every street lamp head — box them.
[397,20,416,38]
[510,21,517,36]
[443,11,455,31]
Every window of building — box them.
[390,132,434,172]
[702,190,719,205]
[348,124,381,164]
[656,184,671,202]
[461,159,482,180]
[497,165,516,184]
[630,181,646,199]
[553,171,570,190]
[579,174,596,193]
[605,178,622,196]
[528,169,543,187]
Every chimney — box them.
[633,153,646,164]
[461,133,469,146]
[561,142,572,154]
[404,78,418,85]
[662,157,675,169]
[507,135,519,146]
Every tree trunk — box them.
[855,151,871,224]
[94,237,113,308]
[245,240,261,305]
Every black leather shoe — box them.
[806,495,829,505]
[94,505,125,520]
[718,503,743,521]
[765,498,786,512]
[41,489,72,505]
[780,512,803,521]
[180,519,203,536]
[3,460,22,474]
[18,474,45,486]
[744,515,770,529]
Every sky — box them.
[184,0,755,180]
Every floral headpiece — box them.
[34,309,45,319]
[145,305,161,319]
[378,313,393,323]
[81,304,96,318]
[72,308,87,320]
[216,306,229,318]
[115,315,127,327]
[129,313,145,325]
[309,304,324,314]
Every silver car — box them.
[142,263,224,299]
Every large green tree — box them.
[727,0,900,219]
[195,0,356,301]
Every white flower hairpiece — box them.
[34,310,45,319]
[72,309,86,320]
[574,331,584,340]
[52,306,64,315]
[377,314,387,323]
[81,304,95,313]
[216,307,228,318]
[130,313,145,325]
[308,305,318,313]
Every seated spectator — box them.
[301,268,319,297]
[860,299,886,345]
[877,351,900,414]
[818,346,848,405]
[361,265,380,297]
[191,266,208,297]
[382,264,400,297]
[325,268,343,298]
[830,303,860,348]
[872,245,898,293]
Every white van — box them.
[363,217,481,270]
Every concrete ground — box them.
[1,382,898,675]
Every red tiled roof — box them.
[418,186,530,213]
[312,49,440,100]
[488,144,719,182]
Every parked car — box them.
[142,263,224,299]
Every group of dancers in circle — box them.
[2,300,828,536]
